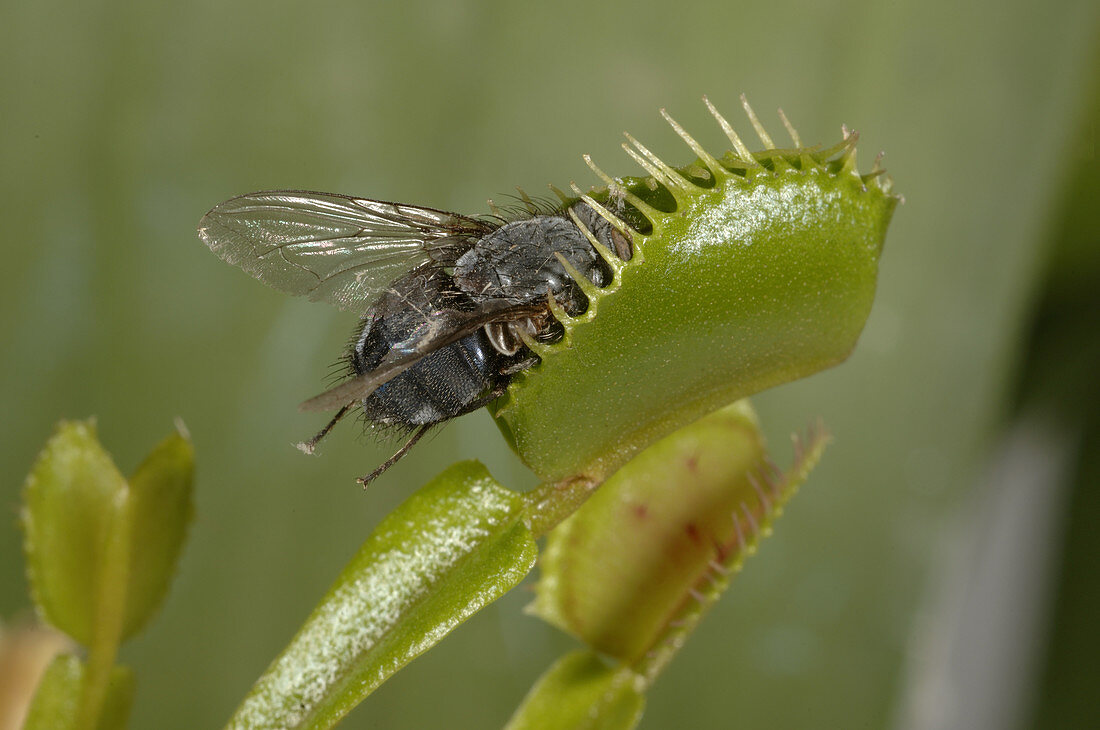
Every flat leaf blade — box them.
[122,426,195,639]
[21,421,128,645]
[227,460,537,730]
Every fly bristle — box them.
[485,193,561,223]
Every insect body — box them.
[198,190,631,483]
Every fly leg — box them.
[358,424,431,487]
[296,402,353,455]
[499,356,539,376]
[358,381,516,488]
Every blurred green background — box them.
[2,0,1098,728]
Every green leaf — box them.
[23,654,134,730]
[226,460,538,730]
[529,401,828,685]
[504,651,644,730]
[21,420,129,646]
[21,420,194,730]
[122,425,195,639]
[492,111,897,483]
[529,402,766,662]
[21,420,194,643]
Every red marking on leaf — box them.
[684,522,703,544]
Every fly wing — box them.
[197,190,493,311]
[298,301,544,412]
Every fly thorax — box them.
[454,216,610,316]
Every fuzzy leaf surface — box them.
[226,460,538,730]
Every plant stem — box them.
[522,475,601,539]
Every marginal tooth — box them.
[547,183,571,205]
[567,206,620,276]
[816,134,855,163]
[684,163,711,181]
[660,108,724,174]
[621,140,679,192]
[777,107,802,148]
[739,502,760,538]
[570,183,632,236]
[570,188,645,264]
[731,510,746,551]
[871,151,885,174]
[740,94,775,149]
[516,186,538,214]
[553,251,600,304]
[515,327,551,358]
[582,154,627,195]
[840,130,860,175]
[543,285,572,333]
[703,95,758,165]
[623,132,694,192]
[575,164,658,224]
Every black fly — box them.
[197,190,632,484]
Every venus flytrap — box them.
[508,403,828,729]
[493,96,895,485]
[221,97,897,729]
[17,97,896,730]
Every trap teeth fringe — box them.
[659,108,724,178]
[704,94,758,164]
[739,93,776,149]
[579,94,893,231]
[534,95,898,361]
[577,160,661,232]
[567,206,623,280]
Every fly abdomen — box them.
[360,332,502,427]
[349,266,510,428]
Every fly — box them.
[197,189,632,484]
